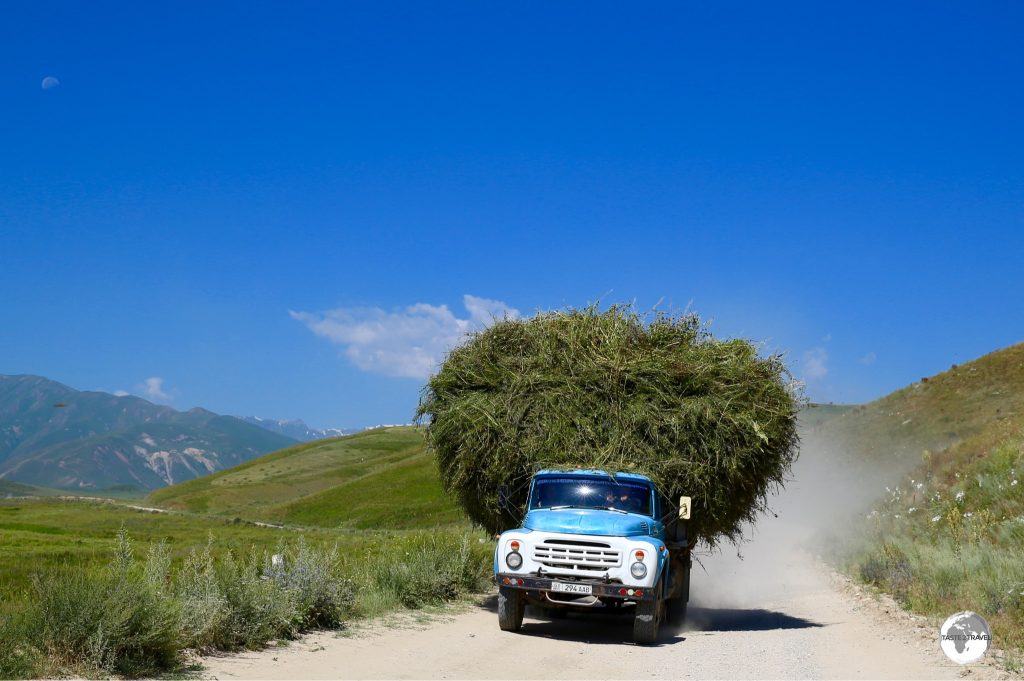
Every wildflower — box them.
[931,515,941,522]
[908,507,917,513]
[964,512,973,518]
[956,490,965,502]
[1012,480,1019,487]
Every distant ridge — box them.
[236,416,359,442]
[0,375,297,492]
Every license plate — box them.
[551,581,592,595]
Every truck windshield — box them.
[529,476,653,515]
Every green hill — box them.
[808,342,1024,467]
[148,426,464,529]
[0,480,55,498]
[809,343,1024,665]
[0,375,296,491]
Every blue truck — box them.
[494,469,692,645]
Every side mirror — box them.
[678,496,691,520]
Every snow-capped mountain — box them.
[236,416,360,442]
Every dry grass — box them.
[417,305,801,548]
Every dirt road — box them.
[202,535,1006,680]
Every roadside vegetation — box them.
[817,344,1024,669]
[836,429,1024,667]
[0,496,491,678]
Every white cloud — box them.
[291,294,520,379]
[860,352,877,366]
[802,348,828,380]
[140,377,172,402]
[113,390,130,397]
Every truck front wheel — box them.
[498,587,525,632]
[633,594,663,645]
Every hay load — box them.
[416,306,800,548]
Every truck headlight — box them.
[630,561,647,579]
[506,551,523,570]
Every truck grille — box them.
[533,539,622,572]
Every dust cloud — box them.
[684,418,916,629]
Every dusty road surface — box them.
[202,534,1007,680]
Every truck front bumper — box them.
[495,573,655,601]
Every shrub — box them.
[277,539,354,629]
[370,534,492,609]
[0,614,41,679]
[211,548,298,648]
[175,540,230,650]
[21,529,180,677]
[175,537,355,651]
[2,529,484,677]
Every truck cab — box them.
[494,469,692,645]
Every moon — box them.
[41,76,60,90]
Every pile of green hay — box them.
[416,305,801,548]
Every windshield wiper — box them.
[544,504,629,514]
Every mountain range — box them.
[0,375,297,492]
[235,416,358,442]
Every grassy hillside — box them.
[0,480,56,498]
[812,343,1024,669]
[809,343,1024,469]
[148,426,464,529]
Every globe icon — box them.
[939,611,991,664]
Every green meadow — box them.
[0,427,492,678]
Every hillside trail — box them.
[201,525,1010,680]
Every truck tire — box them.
[666,597,687,626]
[498,587,525,632]
[633,595,663,645]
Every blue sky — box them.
[1,2,1022,428]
